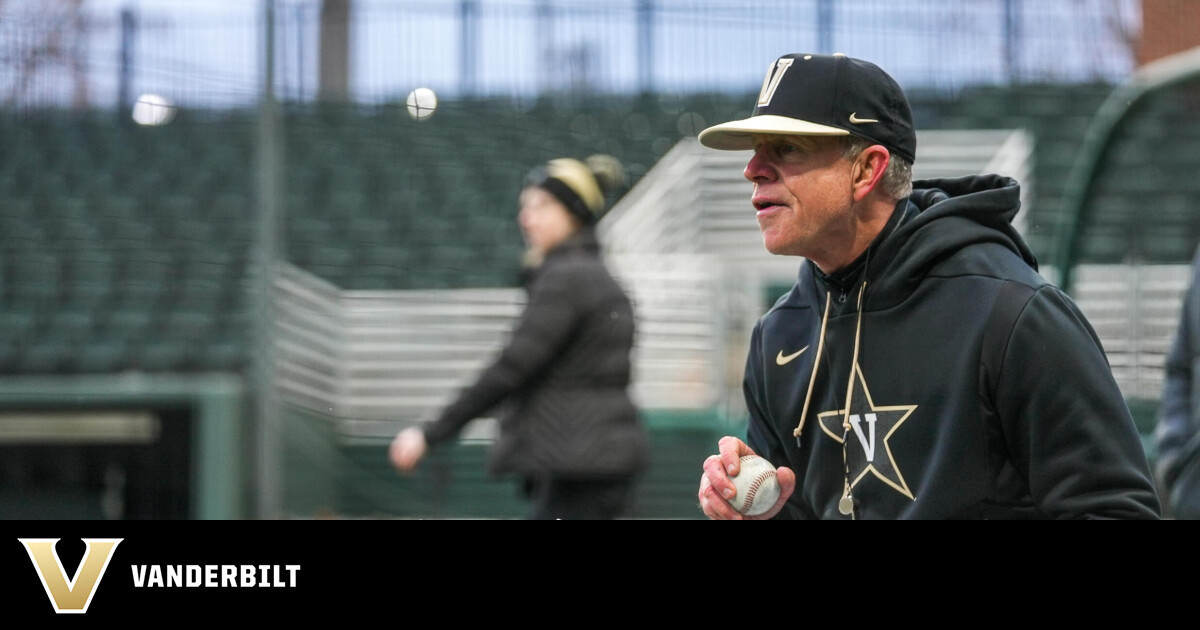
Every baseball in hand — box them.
[729,455,780,516]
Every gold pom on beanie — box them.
[526,154,625,224]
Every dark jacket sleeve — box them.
[993,285,1162,519]
[743,322,812,520]
[421,263,582,447]
[1156,252,1200,490]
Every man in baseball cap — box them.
[696,53,1161,521]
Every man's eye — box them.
[753,139,803,159]
[775,143,804,159]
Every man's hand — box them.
[698,435,795,520]
[389,426,428,472]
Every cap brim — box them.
[697,114,849,150]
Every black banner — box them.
[0,519,705,621]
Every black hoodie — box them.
[744,175,1162,519]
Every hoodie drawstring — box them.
[793,290,832,447]
[837,281,868,519]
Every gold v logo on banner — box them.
[19,538,123,614]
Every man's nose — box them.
[743,150,774,182]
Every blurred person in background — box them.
[694,52,1160,520]
[389,154,649,520]
[1155,244,1200,519]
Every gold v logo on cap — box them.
[848,112,878,124]
[776,346,810,365]
[757,58,795,107]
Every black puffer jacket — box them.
[422,228,649,479]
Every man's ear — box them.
[851,145,891,202]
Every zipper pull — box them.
[838,493,855,517]
[839,483,855,517]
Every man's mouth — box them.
[754,198,783,213]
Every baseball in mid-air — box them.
[729,455,780,516]
[406,87,438,120]
[131,93,176,126]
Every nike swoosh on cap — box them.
[848,112,878,124]
[776,346,810,365]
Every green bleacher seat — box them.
[18,339,78,374]
[135,339,193,372]
[104,307,157,341]
[74,340,129,373]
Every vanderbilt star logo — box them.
[817,363,918,499]
[848,112,878,124]
[776,346,810,365]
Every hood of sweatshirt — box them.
[862,174,1035,308]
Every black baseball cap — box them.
[698,53,917,163]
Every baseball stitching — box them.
[738,458,777,514]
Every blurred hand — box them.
[389,427,427,472]
[698,435,795,520]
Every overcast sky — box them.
[3,0,1143,109]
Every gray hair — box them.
[844,135,913,200]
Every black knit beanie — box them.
[524,154,625,225]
